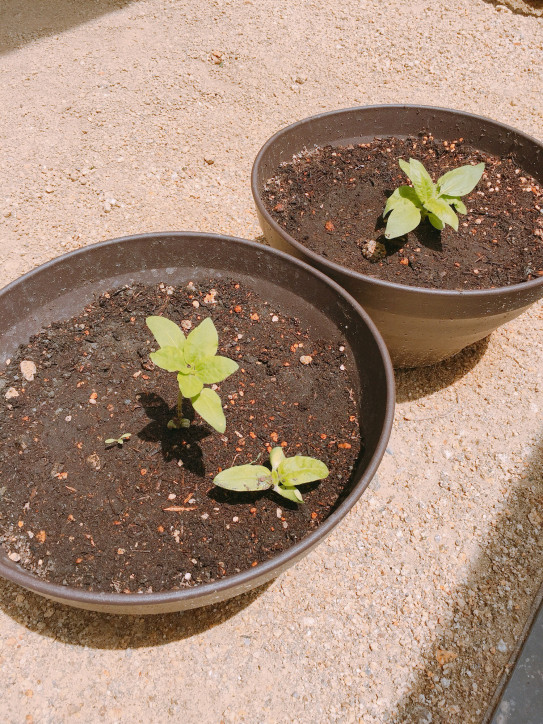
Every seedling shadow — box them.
[135,391,210,476]
[374,205,444,254]
[207,479,322,510]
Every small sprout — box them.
[105,433,131,446]
[383,159,485,239]
[146,315,238,434]
[213,446,329,504]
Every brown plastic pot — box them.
[0,232,394,614]
[252,105,543,368]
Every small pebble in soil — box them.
[360,239,387,262]
[20,360,36,381]
[300,355,312,365]
[5,387,19,399]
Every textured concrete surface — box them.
[489,587,543,723]
[0,1,542,722]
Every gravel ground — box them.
[0,1,542,722]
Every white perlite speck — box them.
[20,360,36,381]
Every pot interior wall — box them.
[256,106,543,184]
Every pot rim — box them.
[251,103,543,299]
[0,231,395,610]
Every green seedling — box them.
[105,433,131,446]
[146,316,238,434]
[383,159,485,239]
[213,446,329,504]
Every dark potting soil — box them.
[262,135,543,290]
[0,280,361,593]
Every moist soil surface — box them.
[0,280,360,594]
[263,135,543,290]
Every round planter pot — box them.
[0,232,394,614]
[252,105,543,368]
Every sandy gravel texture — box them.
[0,1,542,722]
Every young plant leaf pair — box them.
[105,433,131,446]
[213,446,329,504]
[147,314,329,505]
[146,316,238,434]
[383,159,485,239]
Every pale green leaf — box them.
[428,213,444,230]
[401,159,436,203]
[442,197,467,214]
[274,485,304,504]
[191,387,226,433]
[383,187,402,217]
[146,316,185,349]
[384,198,422,239]
[150,345,186,372]
[214,465,272,491]
[424,198,459,231]
[383,186,422,217]
[177,372,203,398]
[278,455,329,486]
[195,355,239,384]
[184,318,218,364]
[105,439,117,444]
[270,446,285,471]
[437,162,485,197]
[398,158,411,177]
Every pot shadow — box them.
[480,0,542,17]
[394,335,490,403]
[0,578,274,649]
[393,437,543,723]
[136,392,210,476]
[0,0,141,56]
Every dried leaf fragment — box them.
[163,506,196,512]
